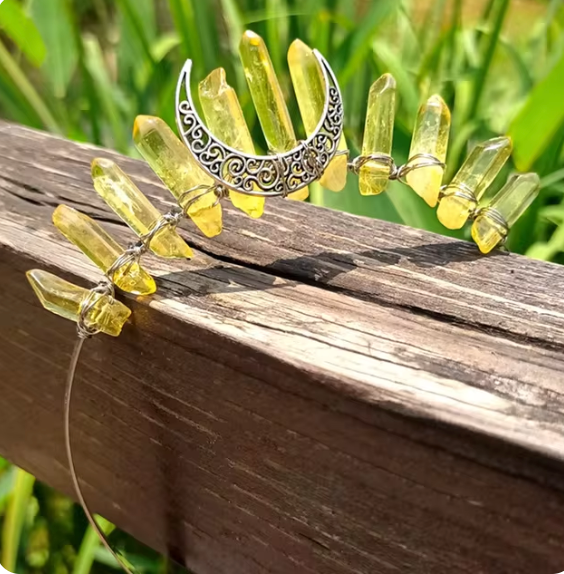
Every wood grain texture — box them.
[1,122,564,574]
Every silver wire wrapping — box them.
[347,152,446,186]
[438,182,478,219]
[76,180,237,338]
[473,205,510,245]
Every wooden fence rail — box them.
[1,122,564,574]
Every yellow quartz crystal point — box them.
[437,136,513,230]
[287,39,348,192]
[471,172,540,254]
[26,269,131,337]
[405,95,450,207]
[132,115,223,237]
[52,205,156,296]
[359,73,396,195]
[240,30,308,201]
[91,158,193,259]
[198,68,265,218]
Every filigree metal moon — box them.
[175,51,344,197]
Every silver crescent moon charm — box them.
[175,50,344,197]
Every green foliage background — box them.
[0,0,563,572]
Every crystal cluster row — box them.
[27,116,211,336]
[357,74,540,253]
[27,31,541,339]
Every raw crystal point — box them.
[198,68,265,218]
[91,158,193,259]
[471,173,540,253]
[288,39,348,192]
[53,205,156,295]
[437,136,512,230]
[405,95,450,207]
[359,73,396,196]
[26,270,131,337]
[240,30,308,201]
[133,115,223,237]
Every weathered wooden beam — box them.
[1,122,564,574]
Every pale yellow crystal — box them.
[359,73,396,195]
[240,30,308,201]
[199,68,265,218]
[406,95,451,207]
[287,39,347,192]
[91,158,193,258]
[437,136,512,230]
[26,269,131,337]
[471,172,540,253]
[133,116,223,237]
[53,205,156,295]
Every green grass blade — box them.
[338,0,398,87]
[116,0,156,65]
[69,8,102,144]
[73,515,116,574]
[265,0,288,75]
[167,0,202,68]
[0,38,60,132]
[191,0,220,73]
[0,465,16,515]
[509,48,564,170]
[1,468,35,572]
[0,0,46,66]
[372,39,420,121]
[0,69,42,127]
[541,167,564,189]
[217,0,246,90]
[468,0,510,119]
[83,35,128,152]
[29,0,78,98]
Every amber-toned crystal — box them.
[287,39,347,192]
[91,158,193,259]
[53,205,156,295]
[199,68,264,218]
[358,73,396,195]
[471,173,540,253]
[240,30,308,201]
[133,115,223,237]
[406,95,450,207]
[437,136,512,230]
[27,270,131,337]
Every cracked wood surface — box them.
[1,122,564,574]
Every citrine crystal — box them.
[91,158,193,259]
[27,270,131,337]
[287,39,348,192]
[133,115,223,237]
[53,205,156,295]
[358,73,396,195]
[405,95,451,207]
[199,68,265,218]
[471,173,540,254]
[437,136,513,230]
[240,30,308,201]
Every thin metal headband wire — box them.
[62,185,228,574]
[64,337,135,574]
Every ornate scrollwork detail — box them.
[175,51,344,197]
